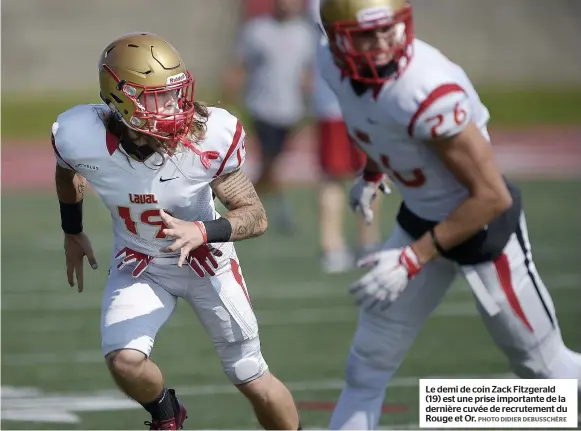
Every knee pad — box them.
[218,338,269,384]
[345,349,393,391]
[230,357,267,384]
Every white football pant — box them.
[100,250,268,385]
[330,212,581,430]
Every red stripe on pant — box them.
[494,254,533,332]
[230,259,252,307]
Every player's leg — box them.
[318,118,353,272]
[101,264,184,428]
[184,257,301,429]
[466,212,581,391]
[319,178,353,272]
[318,119,380,273]
[252,117,294,233]
[236,370,301,430]
[329,225,458,430]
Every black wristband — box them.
[430,227,447,255]
[204,218,232,243]
[60,200,83,234]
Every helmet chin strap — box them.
[350,61,399,95]
[361,60,398,79]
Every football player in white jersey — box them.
[52,32,302,430]
[315,1,581,429]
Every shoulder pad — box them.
[205,108,246,177]
[389,42,472,139]
[407,83,470,139]
[52,104,111,169]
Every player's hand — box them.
[349,246,421,311]
[349,174,391,224]
[63,232,98,293]
[115,248,153,278]
[159,209,205,268]
[186,245,223,277]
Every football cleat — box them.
[144,389,188,430]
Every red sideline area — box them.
[1,126,580,191]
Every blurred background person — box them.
[222,0,314,234]
[308,0,383,273]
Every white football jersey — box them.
[318,38,492,220]
[52,104,246,259]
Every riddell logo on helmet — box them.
[166,73,186,86]
[356,6,393,24]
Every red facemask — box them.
[104,65,197,142]
[328,4,414,84]
[130,71,196,142]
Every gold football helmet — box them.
[98,32,196,141]
[320,0,414,84]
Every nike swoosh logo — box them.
[159,176,179,182]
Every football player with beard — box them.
[315,1,581,428]
[52,32,302,430]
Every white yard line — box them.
[2,372,515,399]
[0,372,515,424]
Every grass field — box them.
[1,180,580,430]
[2,87,581,140]
[1,88,580,429]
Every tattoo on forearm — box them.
[227,205,267,240]
[55,164,85,203]
[77,182,85,199]
[211,170,267,240]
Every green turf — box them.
[1,180,580,429]
[478,88,581,127]
[2,87,581,140]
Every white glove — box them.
[349,246,422,311]
[349,173,391,224]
